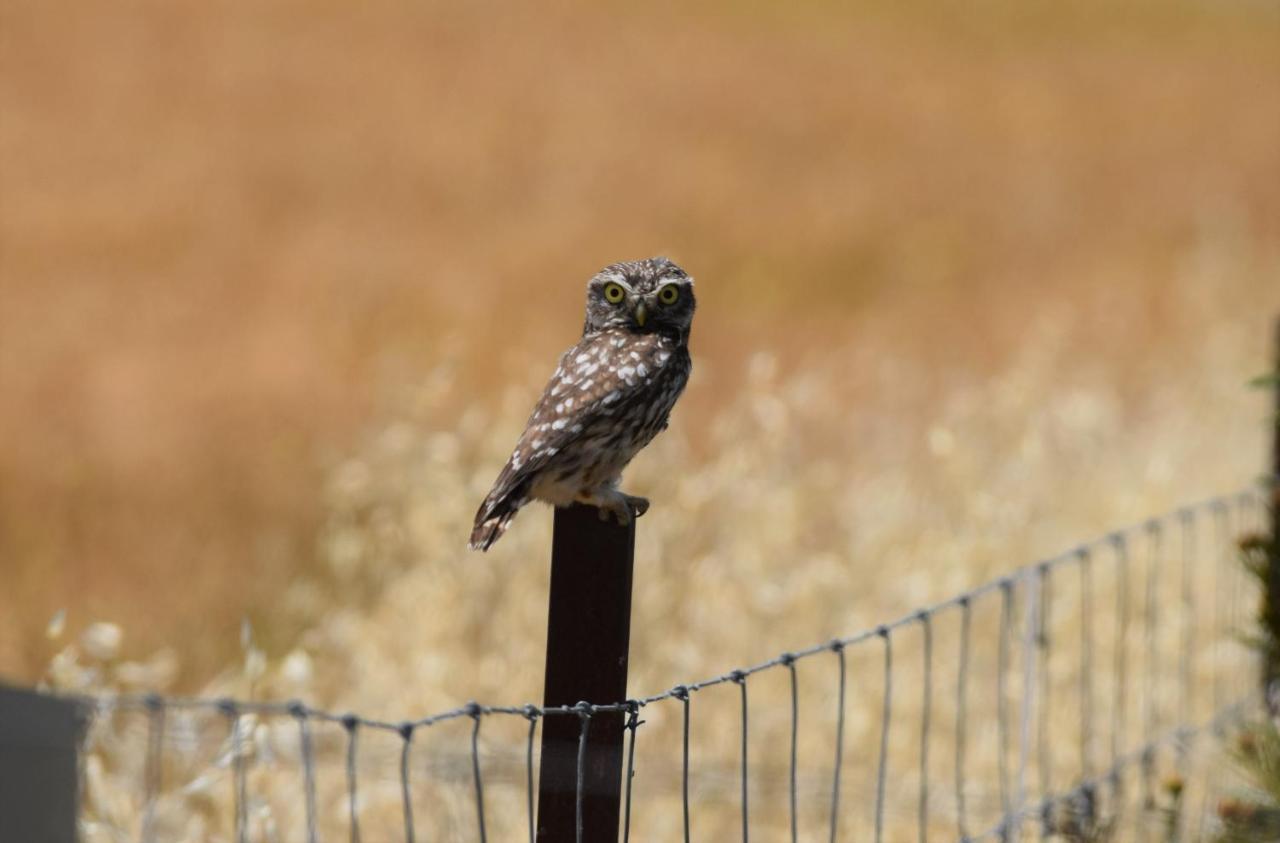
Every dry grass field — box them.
[2,0,1280,838]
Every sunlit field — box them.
[2,0,1279,839]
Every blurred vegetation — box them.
[2,0,1278,836]
[1213,719,1280,843]
[5,0,1277,838]
[3,0,1278,688]
[1207,523,1280,843]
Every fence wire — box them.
[66,481,1271,842]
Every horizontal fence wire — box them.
[48,480,1275,842]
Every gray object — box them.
[0,684,87,843]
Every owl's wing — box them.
[469,332,666,548]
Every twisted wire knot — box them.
[624,700,644,730]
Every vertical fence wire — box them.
[1078,549,1095,787]
[524,707,538,843]
[1212,504,1228,719]
[469,707,488,843]
[220,700,248,843]
[291,704,319,843]
[829,643,846,843]
[1178,511,1196,768]
[1013,565,1043,843]
[732,671,750,843]
[140,695,164,843]
[955,598,972,840]
[399,724,416,843]
[676,686,692,843]
[1110,532,1130,810]
[1141,522,1163,823]
[918,614,933,843]
[343,715,362,843]
[784,655,800,843]
[997,578,1014,827]
[873,627,893,843]
[573,706,591,843]
[622,703,641,843]
[1035,564,1053,838]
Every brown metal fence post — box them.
[536,503,636,842]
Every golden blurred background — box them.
[2,0,1278,700]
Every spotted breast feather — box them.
[469,328,689,551]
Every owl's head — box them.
[583,256,696,340]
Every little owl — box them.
[469,257,695,551]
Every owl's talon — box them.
[590,495,634,526]
[624,495,650,519]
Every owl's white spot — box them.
[511,454,523,470]
[656,351,671,365]
[575,353,591,364]
[570,424,584,433]
[551,419,567,431]
[629,351,641,361]
[603,391,620,404]
[531,438,543,449]
[554,402,565,414]
[612,337,626,348]
[636,363,648,377]
[583,363,599,376]
[578,379,594,391]
[564,397,575,408]
[618,366,636,380]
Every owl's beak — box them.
[633,300,648,328]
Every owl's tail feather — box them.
[468,495,525,552]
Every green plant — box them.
[1207,527,1280,843]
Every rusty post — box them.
[536,503,635,842]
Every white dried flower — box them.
[46,647,94,691]
[46,608,67,640]
[113,649,177,690]
[80,623,122,661]
[243,648,266,682]
[280,649,313,685]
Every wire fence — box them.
[60,481,1272,842]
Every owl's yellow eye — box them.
[657,284,680,305]
[603,283,626,304]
